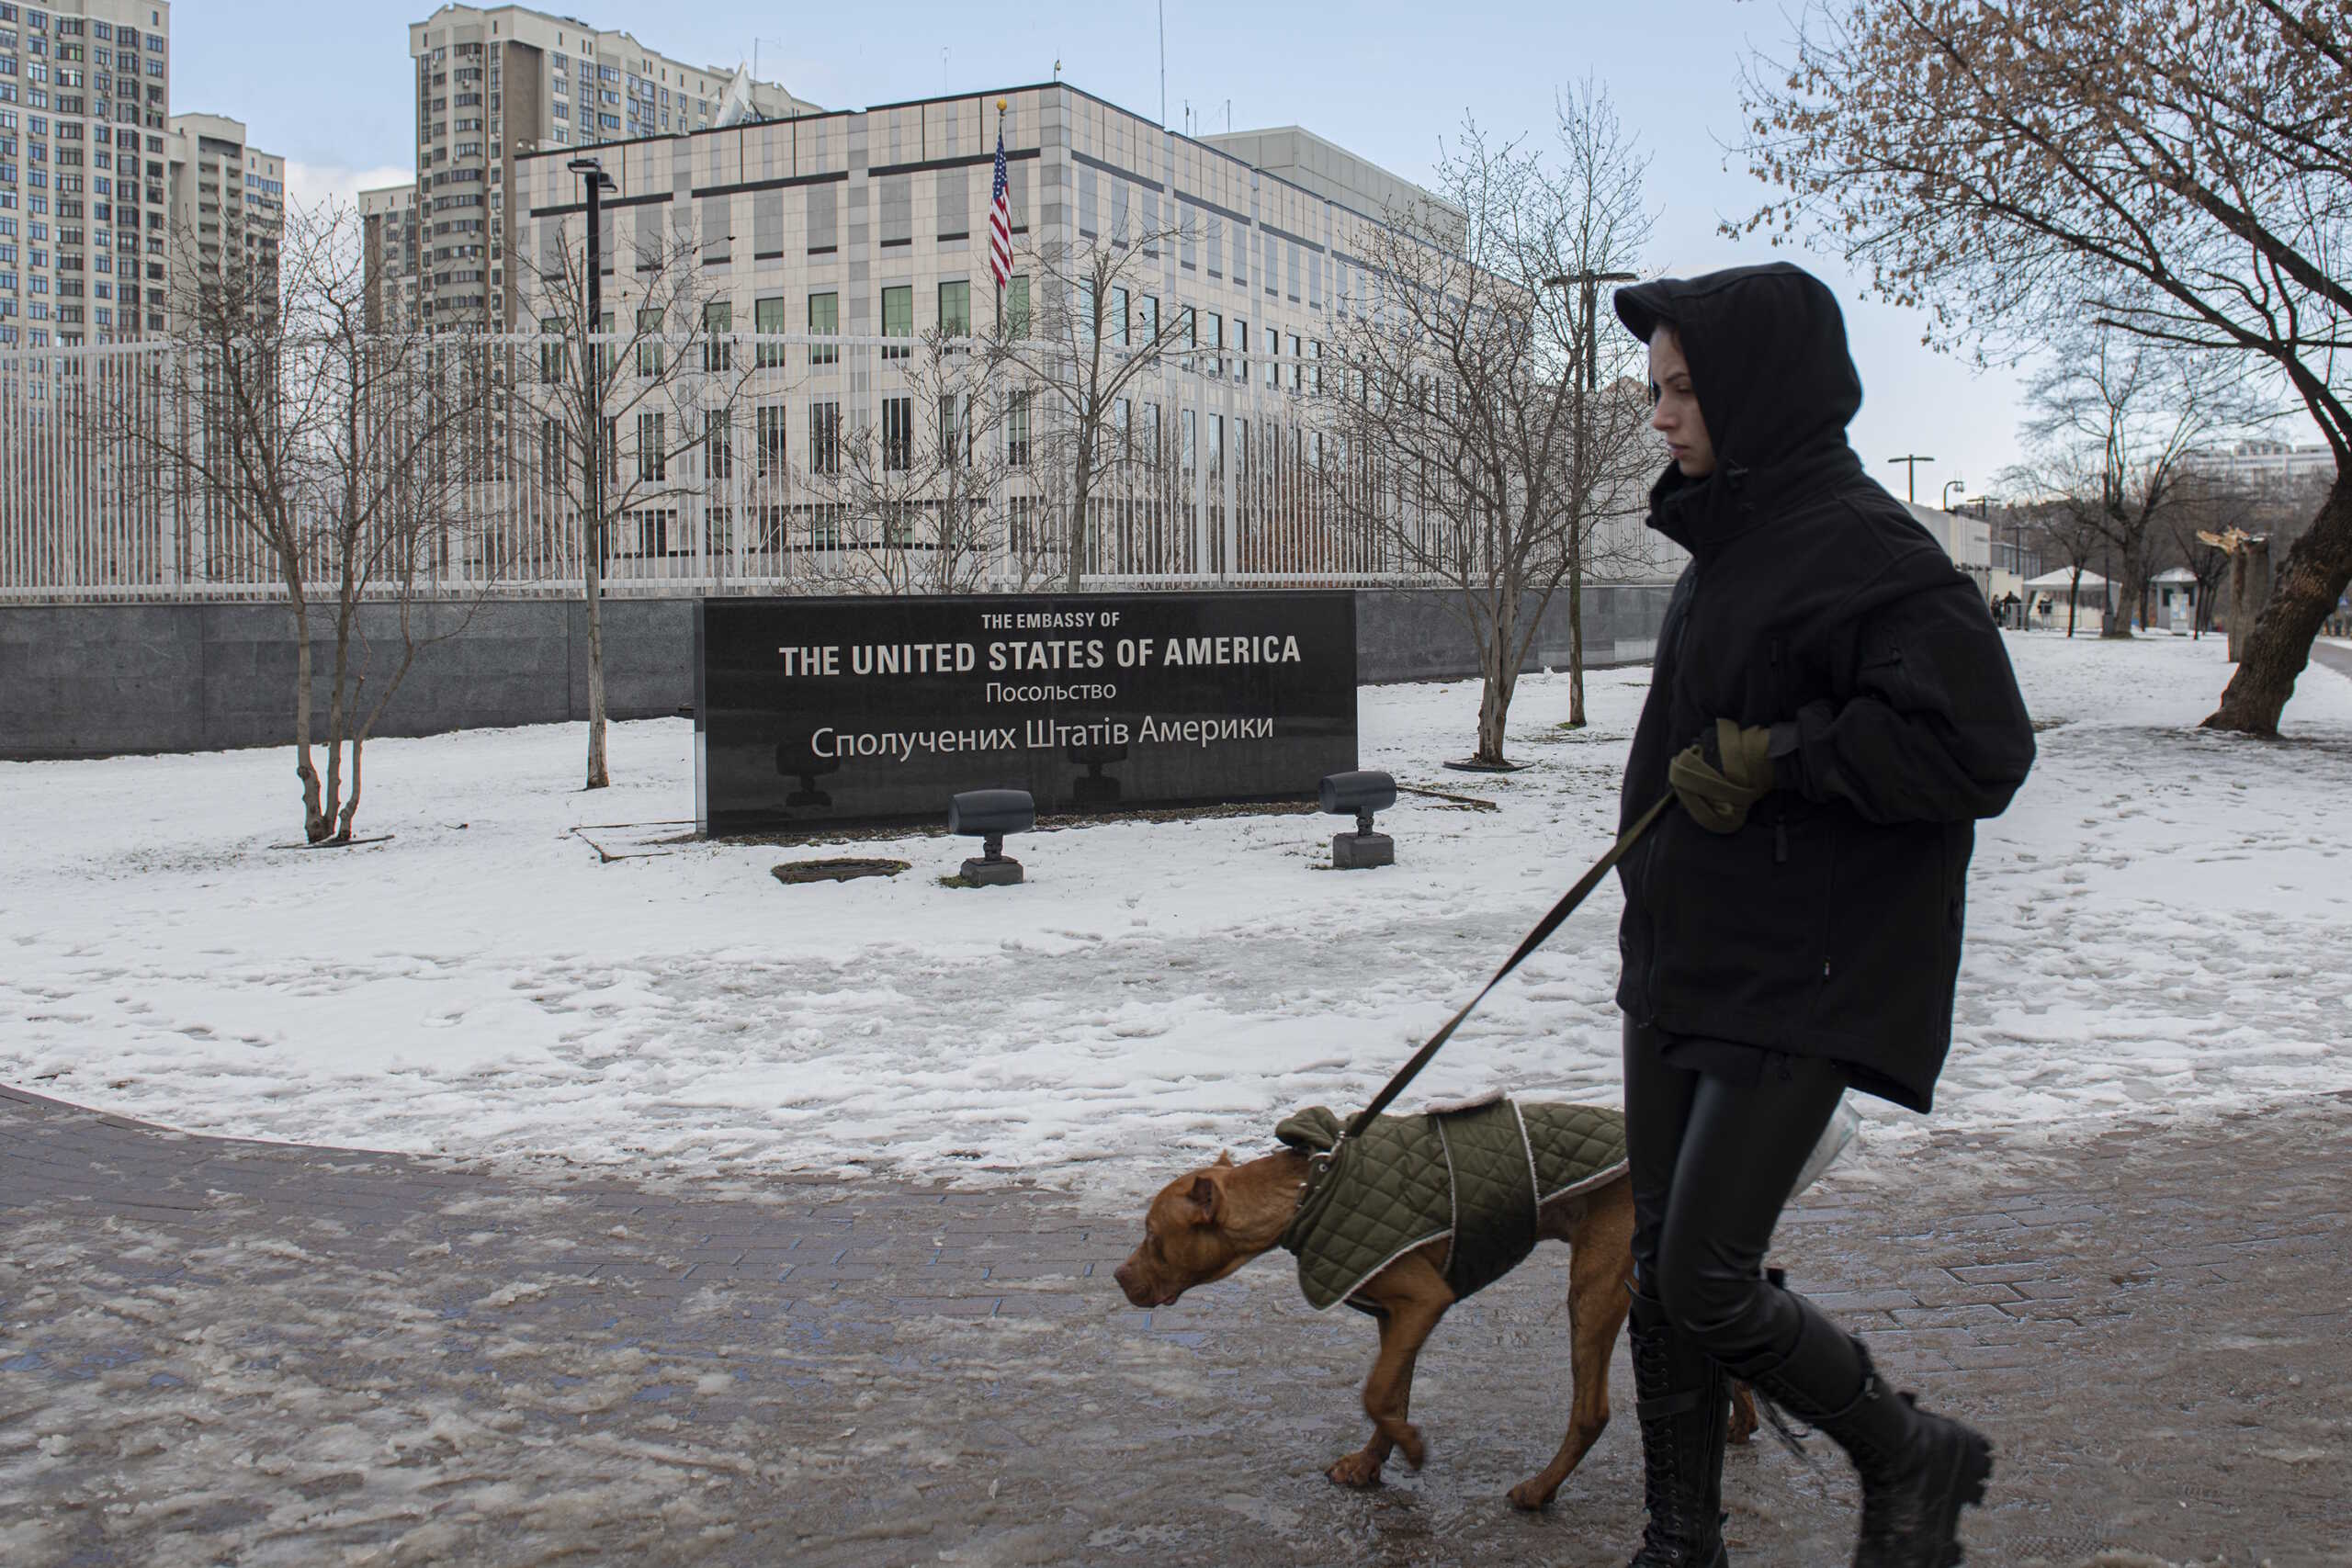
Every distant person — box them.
[1609,263,2037,1568]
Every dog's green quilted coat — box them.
[1275,1099,1627,1313]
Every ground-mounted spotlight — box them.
[948,788,1035,886]
[1318,770,1396,869]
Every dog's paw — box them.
[1325,1450,1385,1489]
[1506,1476,1559,1512]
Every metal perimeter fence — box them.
[0,331,1657,604]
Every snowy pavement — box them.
[4,632,2350,1201]
[5,1082,2346,1567]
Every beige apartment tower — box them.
[406,3,819,330]
[164,111,281,312]
[359,181,420,333]
[0,0,172,346]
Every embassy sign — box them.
[694,592,1358,835]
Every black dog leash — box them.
[1341,793,1673,1143]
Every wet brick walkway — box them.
[3,1083,2347,1566]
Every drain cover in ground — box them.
[772,858,911,886]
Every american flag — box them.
[988,122,1013,292]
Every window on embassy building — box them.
[883,394,912,468]
[808,289,837,365]
[754,295,786,367]
[810,400,841,475]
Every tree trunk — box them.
[2223,537,2275,664]
[1566,530,1588,728]
[320,595,356,842]
[2204,473,2350,736]
[1062,429,1095,594]
[337,736,366,842]
[2066,571,2081,637]
[288,574,329,844]
[1474,592,1519,765]
[584,513,610,789]
[2104,547,2145,639]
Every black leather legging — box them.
[1623,1019,1848,1373]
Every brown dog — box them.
[1113,1146,1758,1506]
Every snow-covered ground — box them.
[5,632,2348,1200]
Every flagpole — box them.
[995,98,1008,328]
[991,96,1009,588]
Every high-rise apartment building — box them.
[164,111,280,312]
[359,181,420,333]
[406,3,818,330]
[0,0,172,347]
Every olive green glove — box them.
[1668,718,1775,834]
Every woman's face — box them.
[1647,326,1715,479]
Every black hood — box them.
[1613,263,1862,476]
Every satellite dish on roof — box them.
[714,62,757,129]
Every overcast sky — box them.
[184,0,2037,502]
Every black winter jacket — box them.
[1611,265,2036,1111]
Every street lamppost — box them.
[568,156,616,591]
[1942,478,1967,510]
[567,154,620,789]
[1540,269,1637,729]
[1887,452,1935,502]
[1542,269,1640,390]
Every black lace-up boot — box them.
[1736,1299,1993,1568]
[1623,1289,1730,1568]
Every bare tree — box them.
[997,218,1194,590]
[2016,493,2109,637]
[521,218,755,789]
[1736,0,2350,734]
[112,202,495,842]
[2014,326,2254,637]
[1312,111,1655,766]
[800,325,1021,593]
[1548,80,1667,727]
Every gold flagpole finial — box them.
[996,96,1007,111]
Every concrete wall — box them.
[0,599,696,760]
[0,583,1672,760]
[1356,583,1670,684]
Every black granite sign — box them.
[695,592,1358,835]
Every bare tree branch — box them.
[1736,0,2352,734]
[99,200,500,841]
[1310,106,1658,763]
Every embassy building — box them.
[507,80,1513,579]
[514,78,1441,359]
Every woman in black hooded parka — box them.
[1606,264,2036,1568]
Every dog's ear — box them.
[1186,1173,1220,1223]
[1214,1149,1234,1168]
